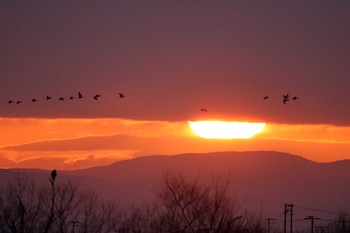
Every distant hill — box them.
[1,151,349,230]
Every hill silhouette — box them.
[1,151,349,229]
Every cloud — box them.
[0,149,136,170]
[257,123,350,144]
[1,118,350,170]
[0,117,188,148]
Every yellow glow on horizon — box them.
[1,117,350,169]
[188,121,266,139]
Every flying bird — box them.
[200,108,208,112]
[8,100,13,104]
[118,93,126,98]
[263,96,269,100]
[32,98,38,103]
[46,96,52,100]
[69,96,75,100]
[283,94,290,104]
[93,94,101,100]
[78,92,84,99]
[16,101,22,104]
[59,97,65,101]
[292,96,299,100]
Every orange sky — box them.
[1,2,350,171]
[1,117,349,170]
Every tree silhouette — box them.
[0,170,270,233]
[150,171,243,233]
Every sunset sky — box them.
[1,1,350,170]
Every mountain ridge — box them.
[1,151,349,224]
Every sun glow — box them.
[188,121,266,139]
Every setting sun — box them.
[188,121,266,139]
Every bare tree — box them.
[54,180,81,233]
[0,175,45,233]
[240,208,265,233]
[0,171,122,233]
[152,170,242,233]
[0,169,267,233]
[100,201,121,233]
[42,169,58,233]
[80,191,110,233]
[77,191,122,233]
[327,212,350,233]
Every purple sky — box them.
[1,1,350,125]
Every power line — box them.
[294,205,338,216]
[319,218,350,223]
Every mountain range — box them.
[1,151,349,230]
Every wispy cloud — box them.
[0,117,189,147]
[1,118,350,170]
[0,149,137,170]
[257,123,350,144]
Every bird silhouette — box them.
[32,98,38,103]
[16,101,22,104]
[93,94,101,100]
[51,169,57,182]
[283,94,289,104]
[8,100,13,104]
[200,108,207,112]
[46,96,52,100]
[118,93,126,98]
[69,96,75,100]
[263,96,269,100]
[59,97,64,101]
[78,92,84,99]
[292,96,299,100]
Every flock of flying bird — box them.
[7,91,126,105]
[6,91,298,114]
[263,94,299,104]
[200,94,300,112]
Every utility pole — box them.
[284,203,294,233]
[289,203,294,233]
[71,220,80,233]
[284,204,287,233]
[267,218,275,233]
[304,216,320,233]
